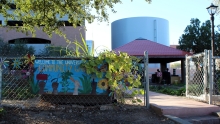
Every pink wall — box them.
[1,26,85,48]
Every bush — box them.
[149,85,186,96]
[0,39,35,56]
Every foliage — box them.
[149,85,186,96]
[0,38,11,56]
[39,34,90,57]
[39,45,73,57]
[78,74,92,94]
[80,50,144,104]
[0,0,151,38]
[170,62,181,69]
[177,18,220,55]
[11,40,36,56]
[187,84,204,96]
[0,39,35,56]
[0,107,6,118]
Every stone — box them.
[77,105,84,109]
[68,109,72,113]
[72,105,78,108]
[100,105,113,110]
[50,105,56,109]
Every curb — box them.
[164,115,192,124]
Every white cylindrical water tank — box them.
[111,17,169,49]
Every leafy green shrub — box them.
[0,108,6,119]
[0,39,35,56]
[39,45,73,57]
[187,84,203,96]
[149,85,186,96]
[80,51,143,104]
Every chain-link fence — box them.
[0,55,147,114]
[211,56,220,105]
[186,49,220,105]
[186,51,208,102]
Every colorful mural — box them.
[34,59,109,95]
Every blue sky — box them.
[86,0,216,50]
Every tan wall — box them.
[0,26,85,49]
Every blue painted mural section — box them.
[34,59,108,95]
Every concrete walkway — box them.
[149,91,220,117]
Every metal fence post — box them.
[144,51,149,109]
[0,68,2,104]
[208,50,213,104]
[204,50,208,100]
[185,54,189,96]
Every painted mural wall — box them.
[34,59,109,95]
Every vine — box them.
[80,50,144,104]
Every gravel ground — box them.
[0,104,176,124]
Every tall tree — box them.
[177,18,220,55]
[0,0,151,37]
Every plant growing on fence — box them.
[187,84,203,96]
[80,50,144,104]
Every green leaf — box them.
[105,71,111,79]
[137,99,142,103]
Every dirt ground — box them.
[0,104,176,124]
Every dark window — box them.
[8,38,51,44]
[58,21,82,26]
[0,1,16,9]
[7,21,23,26]
[8,3,16,9]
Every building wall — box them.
[0,9,85,55]
[0,27,85,47]
[111,17,169,49]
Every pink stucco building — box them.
[0,5,85,55]
[1,26,85,47]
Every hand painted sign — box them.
[34,59,109,95]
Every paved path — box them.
[149,91,220,117]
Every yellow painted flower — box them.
[24,54,35,66]
[98,79,108,90]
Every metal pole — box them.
[203,50,208,100]
[185,54,188,96]
[208,50,213,104]
[211,14,215,56]
[144,51,149,109]
[0,68,2,103]
[211,14,217,97]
